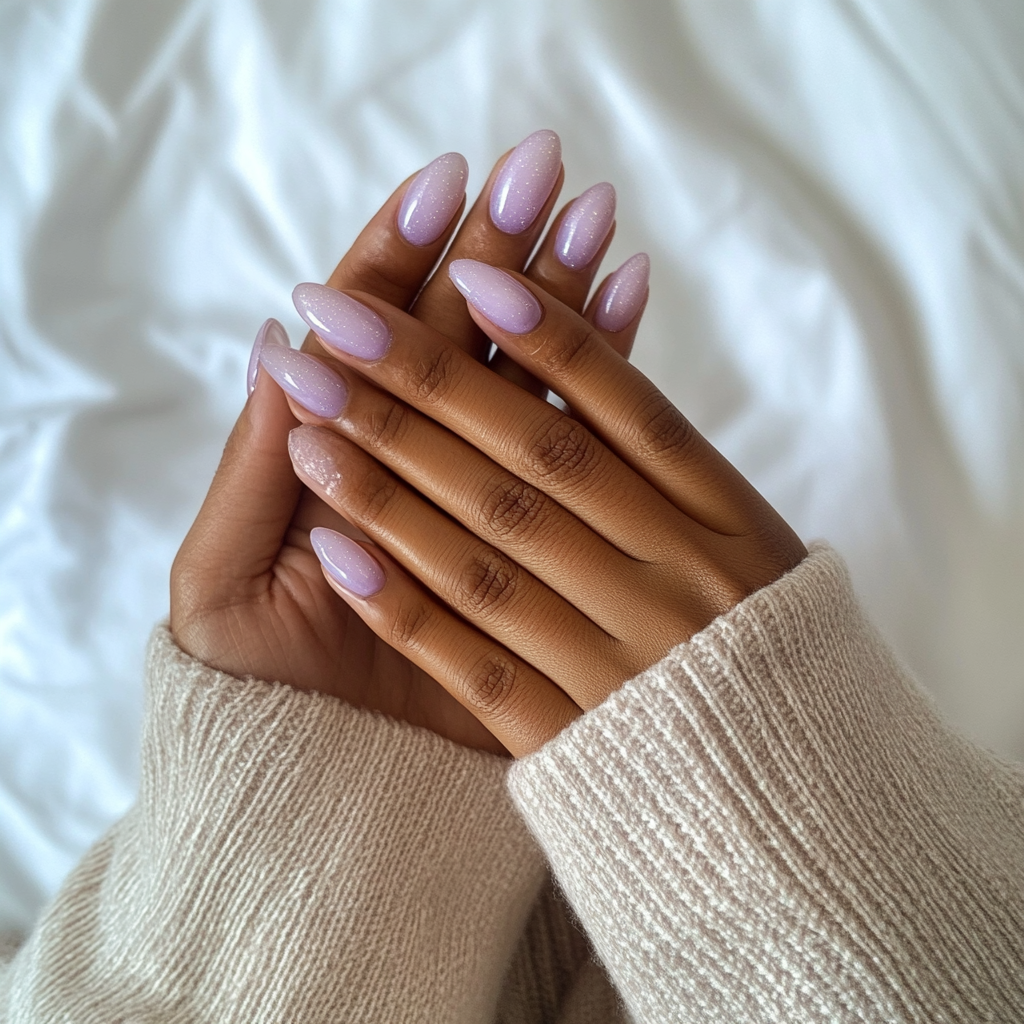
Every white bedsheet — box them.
[2,0,1023,937]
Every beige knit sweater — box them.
[1,546,1022,1022]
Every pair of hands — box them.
[171,131,805,758]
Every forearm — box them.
[2,627,546,1024]
[509,545,1024,1023]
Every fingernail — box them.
[398,152,469,246]
[258,345,347,418]
[595,253,650,333]
[310,527,386,597]
[247,318,289,395]
[449,259,542,334]
[288,426,341,495]
[555,183,616,270]
[293,283,392,361]
[489,129,562,235]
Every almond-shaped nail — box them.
[489,129,562,235]
[448,259,542,334]
[259,346,347,418]
[293,283,392,361]
[247,318,289,395]
[555,183,616,270]
[595,253,650,333]
[288,425,342,495]
[398,152,469,246]
[310,527,386,597]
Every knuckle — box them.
[351,467,399,521]
[402,345,461,406]
[527,414,600,485]
[462,653,519,715]
[535,326,597,376]
[363,399,412,451]
[459,549,520,617]
[480,475,547,539]
[387,595,433,650]
[635,395,698,460]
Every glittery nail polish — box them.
[489,129,562,235]
[398,152,469,246]
[287,426,343,496]
[555,183,616,270]
[449,259,542,334]
[258,345,348,418]
[293,283,392,361]
[247,318,289,395]
[594,253,650,333]
[310,526,386,597]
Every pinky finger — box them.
[583,252,650,360]
[309,527,581,757]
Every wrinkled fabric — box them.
[1,0,1022,938]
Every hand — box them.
[277,262,806,757]
[170,133,632,754]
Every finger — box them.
[451,261,779,537]
[292,283,689,559]
[298,151,469,357]
[410,130,565,360]
[273,356,641,633]
[288,426,628,708]
[307,527,578,758]
[172,320,303,612]
[489,181,618,394]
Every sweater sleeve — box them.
[0,627,547,1024]
[507,544,1024,1024]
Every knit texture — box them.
[0,627,549,1023]
[509,545,1024,1023]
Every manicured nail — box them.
[293,283,392,361]
[258,345,347,418]
[555,183,616,270]
[310,527,386,597]
[247,318,289,395]
[489,129,562,235]
[595,253,650,333]
[449,259,542,334]
[288,426,342,494]
[398,152,469,246]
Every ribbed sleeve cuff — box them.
[508,546,1024,1023]
[7,627,545,1024]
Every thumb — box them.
[172,321,303,616]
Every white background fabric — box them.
[1,0,1022,938]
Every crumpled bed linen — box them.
[1,0,1022,938]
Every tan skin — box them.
[279,269,807,758]
[170,144,635,756]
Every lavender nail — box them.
[448,259,542,334]
[489,129,562,235]
[259,345,348,418]
[555,183,616,270]
[247,318,289,395]
[293,283,392,361]
[310,527,386,597]
[595,253,650,333]
[398,152,469,246]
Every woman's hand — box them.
[277,262,806,757]
[170,133,631,754]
